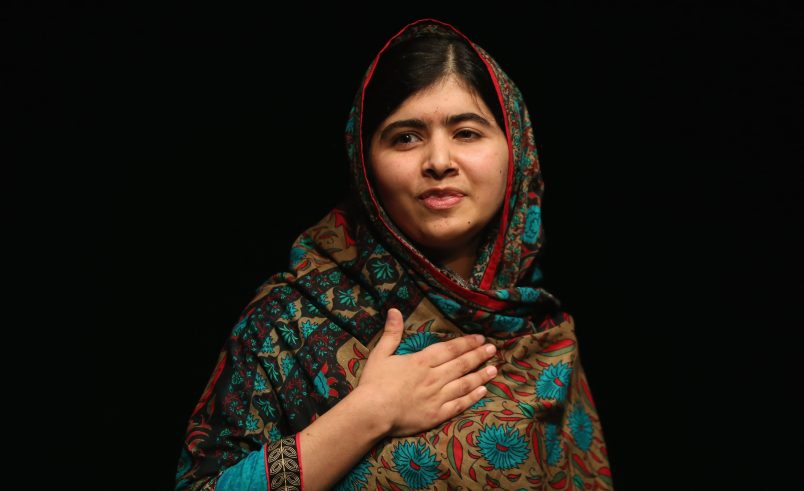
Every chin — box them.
[410,226,476,251]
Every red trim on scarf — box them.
[359,18,515,310]
[296,432,304,490]
[472,39,513,291]
[263,443,271,490]
[190,351,227,418]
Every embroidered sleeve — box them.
[265,432,303,490]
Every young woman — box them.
[176,18,612,491]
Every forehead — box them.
[390,77,490,118]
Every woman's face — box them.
[368,75,509,258]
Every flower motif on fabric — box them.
[232,317,249,337]
[334,456,372,491]
[290,236,315,269]
[278,323,300,348]
[280,302,298,320]
[267,301,282,316]
[301,319,318,339]
[254,371,268,392]
[429,293,461,317]
[289,246,306,269]
[477,423,530,470]
[335,288,357,308]
[536,361,572,401]
[491,314,525,333]
[260,334,275,355]
[544,422,562,465]
[568,405,594,451]
[230,370,243,387]
[470,397,493,410]
[391,441,441,490]
[269,425,281,442]
[245,413,261,433]
[313,361,339,399]
[335,313,351,326]
[523,205,542,244]
[395,331,440,355]
[280,354,296,379]
[517,286,541,303]
[254,397,277,420]
[376,287,390,303]
[328,269,342,284]
[369,258,398,283]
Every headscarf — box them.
[176,18,612,491]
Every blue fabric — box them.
[216,445,268,491]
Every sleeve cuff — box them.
[264,432,303,490]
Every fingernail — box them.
[486,366,497,376]
[484,344,496,354]
[475,334,485,343]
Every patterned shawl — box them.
[176,18,612,491]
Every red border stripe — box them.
[263,443,271,490]
[296,432,304,490]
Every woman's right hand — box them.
[356,308,498,438]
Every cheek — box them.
[494,143,510,195]
[492,164,508,205]
[470,148,509,200]
[369,159,413,210]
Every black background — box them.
[8,3,801,490]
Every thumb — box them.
[373,308,405,357]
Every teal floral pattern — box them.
[545,422,562,465]
[394,331,440,355]
[334,457,372,491]
[476,423,530,470]
[536,361,573,401]
[392,441,441,489]
[568,405,594,452]
[523,205,542,244]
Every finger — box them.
[440,385,490,420]
[440,364,498,402]
[434,342,496,380]
[372,308,405,357]
[422,333,487,367]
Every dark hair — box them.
[362,30,506,146]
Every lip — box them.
[418,187,466,210]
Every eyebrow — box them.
[378,112,492,141]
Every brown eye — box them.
[456,129,480,140]
[393,133,422,145]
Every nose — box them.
[422,134,457,179]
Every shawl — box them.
[176,18,612,491]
